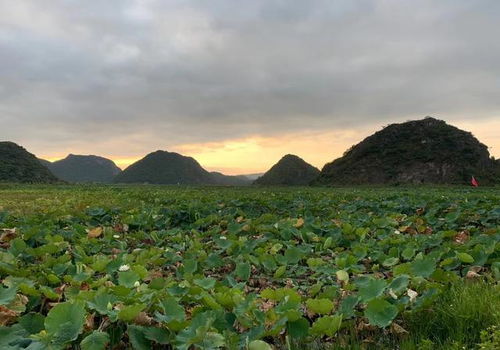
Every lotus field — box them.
[0,185,499,349]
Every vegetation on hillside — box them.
[113,150,215,184]
[43,154,122,183]
[0,142,59,183]
[255,154,320,185]
[317,117,500,185]
[114,150,253,185]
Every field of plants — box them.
[0,185,499,349]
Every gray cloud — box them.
[1,0,499,157]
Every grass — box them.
[401,279,500,349]
[278,280,500,350]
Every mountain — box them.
[210,172,252,186]
[38,158,53,168]
[316,117,500,185]
[114,150,216,184]
[45,154,122,183]
[254,154,320,185]
[0,141,59,183]
[242,173,264,181]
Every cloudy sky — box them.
[1,0,499,174]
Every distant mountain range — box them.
[210,172,252,186]
[242,173,264,181]
[254,154,319,185]
[2,117,500,185]
[42,154,122,183]
[0,142,59,183]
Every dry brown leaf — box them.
[113,223,129,233]
[466,270,480,279]
[85,313,95,331]
[294,218,304,228]
[0,228,17,248]
[134,312,153,325]
[87,227,103,238]
[0,305,18,326]
[391,323,409,335]
[259,300,275,312]
[454,231,469,244]
[407,289,418,303]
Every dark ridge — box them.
[46,154,122,183]
[0,141,59,183]
[113,150,215,184]
[254,154,320,185]
[316,117,500,185]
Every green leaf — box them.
[284,247,303,264]
[402,247,415,260]
[128,325,151,350]
[456,252,474,264]
[18,313,45,334]
[194,277,216,290]
[0,286,17,305]
[175,311,224,349]
[80,331,110,350]
[157,298,185,323]
[411,258,436,278]
[310,314,343,337]
[235,262,251,280]
[336,270,349,283]
[323,237,333,249]
[364,298,398,328]
[143,327,172,344]
[45,301,86,346]
[339,295,359,319]
[388,275,409,294]
[88,291,117,315]
[117,303,146,322]
[274,265,286,278]
[357,278,387,302]
[0,324,29,349]
[183,259,198,275]
[286,317,309,339]
[306,298,334,315]
[9,238,26,256]
[118,270,140,288]
[382,257,399,267]
[249,340,273,350]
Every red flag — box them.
[471,176,479,187]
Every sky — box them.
[1,0,499,175]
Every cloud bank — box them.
[1,0,499,171]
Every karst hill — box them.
[316,117,500,185]
[254,154,320,185]
[0,141,59,183]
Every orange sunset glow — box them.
[38,118,500,175]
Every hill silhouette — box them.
[114,151,255,185]
[44,154,122,183]
[254,154,320,185]
[113,150,216,184]
[0,142,59,183]
[316,117,500,185]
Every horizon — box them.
[2,1,500,175]
[34,117,500,175]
